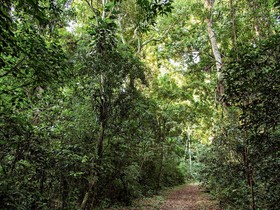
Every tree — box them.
[198,18,280,210]
[0,0,70,208]
[204,0,223,99]
[224,34,280,209]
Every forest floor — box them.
[160,183,220,210]
[110,183,220,210]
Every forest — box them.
[0,0,279,209]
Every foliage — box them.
[198,34,280,209]
[224,34,280,132]
[0,0,187,209]
[1,0,279,209]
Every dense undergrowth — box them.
[197,34,280,209]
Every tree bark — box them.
[81,181,93,210]
[204,0,224,98]
[187,128,192,175]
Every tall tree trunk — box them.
[229,0,237,50]
[204,0,224,99]
[156,119,166,193]
[248,0,262,39]
[243,137,255,210]
[184,127,192,175]
[81,178,95,210]
[187,128,192,175]
[61,175,68,210]
[81,120,106,209]
[157,145,164,192]
[81,75,107,209]
[249,168,255,210]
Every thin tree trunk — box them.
[243,147,250,186]
[157,146,164,192]
[97,120,106,159]
[61,176,68,210]
[249,168,255,210]
[206,20,222,80]
[81,182,92,210]
[184,135,188,160]
[80,1,110,209]
[204,0,224,98]
[205,0,223,80]
[81,191,89,210]
[229,0,237,50]
[80,165,98,209]
[249,0,262,38]
[157,120,166,192]
[243,137,255,210]
[118,17,127,45]
[81,79,107,209]
[188,129,192,175]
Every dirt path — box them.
[160,183,219,210]
[109,183,219,210]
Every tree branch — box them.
[84,0,100,18]
[0,56,26,78]
[137,25,173,53]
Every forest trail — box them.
[159,183,219,210]
[112,183,220,210]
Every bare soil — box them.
[160,183,220,210]
[109,183,220,210]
